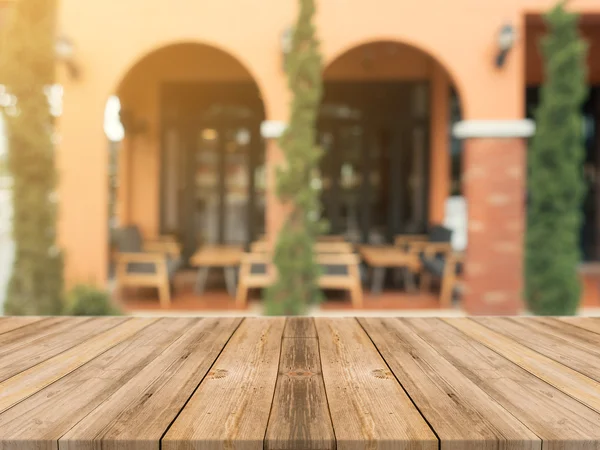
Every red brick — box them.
[462,138,525,315]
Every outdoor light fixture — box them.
[55,35,80,79]
[280,27,294,71]
[495,23,516,68]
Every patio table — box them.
[359,244,421,293]
[190,245,244,296]
[1,316,600,450]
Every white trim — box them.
[452,119,536,139]
[260,120,287,139]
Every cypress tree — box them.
[265,0,325,315]
[1,0,64,315]
[525,1,588,315]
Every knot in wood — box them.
[207,369,228,379]
[286,370,314,377]
[372,369,393,379]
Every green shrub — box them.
[64,285,122,316]
[525,2,588,315]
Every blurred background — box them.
[1,0,599,317]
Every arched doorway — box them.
[319,41,464,245]
[114,43,266,261]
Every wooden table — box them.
[359,244,421,293]
[190,245,244,296]
[2,316,600,450]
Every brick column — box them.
[454,120,535,315]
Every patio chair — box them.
[113,225,182,308]
[317,252,363,308]
[236,251,274,308]
[420,249,464,308]
[395,225,454,291]
[235,249,363,309]
[251,240,353,254]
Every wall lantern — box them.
[55,35,80,79]
[495,23,517,68]
[280,27,294,71]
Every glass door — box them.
[194,127,221,247]
[222,127,251,245]
[191,122,263,249]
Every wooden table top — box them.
[190,245,244,266]
[359,244,420,268]
[1,316,600,450]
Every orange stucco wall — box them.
[116,44,256,238]
[55,0,600,286]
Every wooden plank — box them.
[473,317,600,382]
[358,317,540,450]
[0,317,157,414]
[0,318,195,450]
[503,317,600,354]
[315,318,437,450]
[283,317,317,338]
[444,318,600,414]
[533,318,600,348]
[0,316,71,346]
[59,318,242,450]
[419,318,600,447]
[0,316,127,382]
[265,319,335,450]
[557,317,600,336]
[162,318,286,450]
[0,316,45,335]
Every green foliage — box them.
[264,0,326,315]
[525,1,588,315]
[64,284,122,316]
[1,0,64,315]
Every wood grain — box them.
[424,318,600,448]
[0,316,126,382]
[532,317,600,350]
[0,317,70,347]
[162,318,286,450]
[0,318,193,450]
[0,317,599,450]
[445,318,600,414]
[283,317,317,338]
[315,318,438,450]
[0,317,156,414]
[473,317,600,381]
[60,318,242,450]
[557,317,600,336]
[359,317,540,450]
[0,316,45,335]
[266,318,335,450]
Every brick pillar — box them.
[454,120,535,315]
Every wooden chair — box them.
[251,240,353,254]
[317,235,346,242]
[420,248,464,308]
[113,226,182,308]
[317,252,363,308]
[395,225,454,291]
[235,250,363,309]
[236,252,275,308]
[255,234,346,243]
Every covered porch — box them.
[108,40,464,310]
